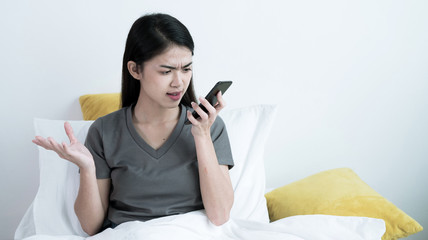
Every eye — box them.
[161,70,171,75]
[183,68,192,73]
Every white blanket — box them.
[22,211,385,240]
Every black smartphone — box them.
[185,81,233,125]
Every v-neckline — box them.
[126,104,186,159]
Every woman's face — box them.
[134,45,193,110]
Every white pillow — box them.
[15,120,93,239]
[223,105,277,222]
[15,105,277,238]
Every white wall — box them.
[1,1,427,239]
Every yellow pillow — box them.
[79,93,121,120]
[265,168,423,240]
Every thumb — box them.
[64,122,78,143]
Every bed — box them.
[15,94,422,240]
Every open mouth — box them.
[167,91,182,101]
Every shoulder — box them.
[88,107,128,133]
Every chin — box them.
[164,102,181,109]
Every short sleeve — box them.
[211,116,234,169]
[84,118,111,179]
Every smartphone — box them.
[185,81,233,125]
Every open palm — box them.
[33,122,94,169]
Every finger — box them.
[47,137,65,154]
[54,143,67,159]
[198,97,217,117]
[32,136,44,146]
[214,91,226,112]
[62,142,72,159]
[191,101,209,120]
[62,141,77,157]
[33,136,67,159]
[64,122,78,144]
[33,136,54,150]
[186,110,197,125]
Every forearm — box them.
[195,135,234,226]
[74,167,107,236]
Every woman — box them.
[32,13,234,236]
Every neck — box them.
[133,100,181,124]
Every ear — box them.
[127,61,142,80]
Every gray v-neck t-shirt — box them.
[84,104,234,225]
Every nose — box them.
[171,71,183,88]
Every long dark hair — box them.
[121,13,197,108]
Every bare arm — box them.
[33,122,109,235]
[193,135,234,226]
[74,169,110,235]
[186,92,234,226]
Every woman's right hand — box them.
[32,122,94,170]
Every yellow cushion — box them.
[79,93,121,120]
[265,168,423,240]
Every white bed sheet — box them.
[22,210,386,240]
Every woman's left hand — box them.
[188,91,233,226]
[187,91,225,137]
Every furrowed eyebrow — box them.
[160,65,176,70]
[159,62,192,70]
[183,62,193,68]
